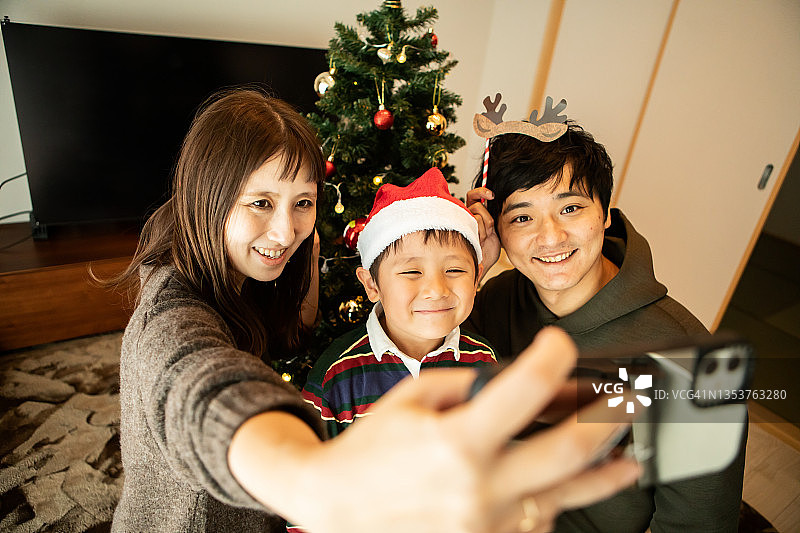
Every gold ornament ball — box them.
[334,202,345,214]
[338,296,367,324]
[314,71,335,97]
[426,111,447,136]
[433,150,448,168]
[396,45,408,63]
[373,175,383,186]
[377,47,393,63]
[281,373,292,382]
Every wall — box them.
[462,1,552,193]
[0,0,546,223]
[543,0,673,188]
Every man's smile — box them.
[533,249,577,264]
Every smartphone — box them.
[629,333,753,486]
[468,331,754,486]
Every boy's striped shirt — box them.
[302,323,497,438]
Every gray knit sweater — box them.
[112,266,324,533]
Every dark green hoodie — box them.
[467,209,744,533]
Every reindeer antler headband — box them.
[474,93,569,187]
[473,93,568,141]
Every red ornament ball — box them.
[430,32,438,48]
[343,217,368,250]
[325,159,336,178]
[373,108,394,130]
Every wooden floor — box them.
[743,404,800,532]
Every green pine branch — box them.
[279,3,467,385]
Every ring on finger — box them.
[519,495,540,532]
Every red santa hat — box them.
[357,167,482,270]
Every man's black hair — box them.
[474,122,614,227]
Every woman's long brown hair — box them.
[105,87,325,359]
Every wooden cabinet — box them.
[0,222,138,351]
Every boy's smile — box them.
[356,231,481,360]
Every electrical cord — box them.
[0,172,27,192]
[0,210,31,223]
[0,173,32,249]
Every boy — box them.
[302,167,497,437]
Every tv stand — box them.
[0,221,140,351]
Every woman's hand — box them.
[466,187,501,279]
[300,229,320,328]
[231,327,639,533]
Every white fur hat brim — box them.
[357,195,483,270]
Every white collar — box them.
[366,302,461,368]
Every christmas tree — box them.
[275,1,466,386]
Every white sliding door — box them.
[616,0,800,329]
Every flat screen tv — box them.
[1,19,327,234]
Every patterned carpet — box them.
[0,331,780,532]
[0,332,123,533]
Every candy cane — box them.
[481,138,490,187]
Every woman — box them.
[109,87,639,533]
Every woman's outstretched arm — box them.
[229,327,639,533]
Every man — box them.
[465,120,744,532]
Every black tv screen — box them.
[1,20,327,229]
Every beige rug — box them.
[0,332,123,533]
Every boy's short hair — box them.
[476,122,614,226]
[368,229,480,284]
